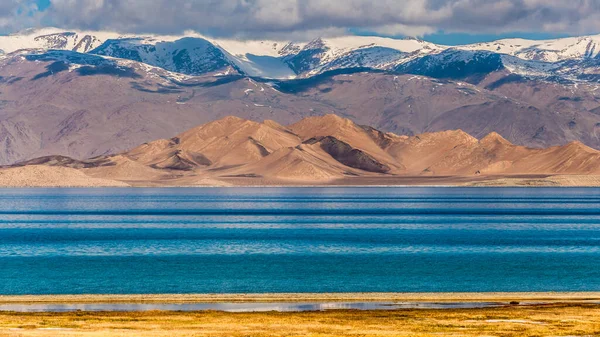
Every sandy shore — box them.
[2,292,600,304]
[1,303,600,337]
[2,293,600,336]
[4,165,600,187]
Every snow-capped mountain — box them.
[395,49,567,82]
[280,36,441,77]
[91,37,231,76]
[4,28,600,83]
[0,28,122,54]
[457,35,600,62]
[0,28,457,79]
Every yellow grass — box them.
[1,304,599,337]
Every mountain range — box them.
[3,28,600,165]
[3,114,600,187]
[6,27,600,79]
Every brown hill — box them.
[384,130,600,176]
[126,116,301,170]
[0,165,128,187]
[289,114,403,172]
[5,114,600,186]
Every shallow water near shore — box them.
[0,187,600,294]
[0,301,505,312]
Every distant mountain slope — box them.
[0,51,327,165]
[2,50,600,165]
[9,115,600,187]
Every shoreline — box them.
[2,294,600,336]
[2,292,600,304]
[2,184,600,188]
[2,176,600,188]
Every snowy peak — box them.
[91,37,230,76]
[282,35,441,77]
[395,49,504,81]
[6,28,600,82]
[0,29,445,79]
[0,28,122,54]
[33,31,103,53]
[212,39,300,79]
[457,35,600,62]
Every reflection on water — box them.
[0,302,504,313]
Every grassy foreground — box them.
[1,304,599,337]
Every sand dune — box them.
[4,114,600,186]
[83,155,169,182]
[0,165,129,187]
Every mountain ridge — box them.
[4,28,600,82]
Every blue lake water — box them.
[0,187,599,295]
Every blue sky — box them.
[36,0,51,11]
[14,1,600,44]
[354,30,576,46]
[419,32,574,45]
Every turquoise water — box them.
[0,187,599,295]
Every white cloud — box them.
[8,0,600,38]
[367,24,437,37]
[0,0,40,33]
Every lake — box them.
[0,187,599,295]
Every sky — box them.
[0,0,598,44]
